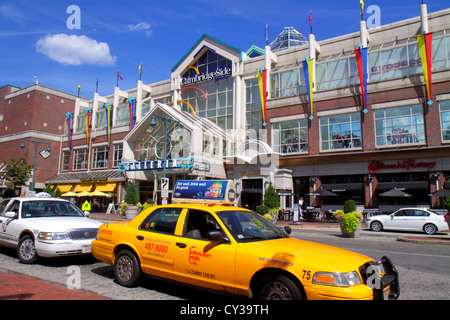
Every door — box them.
[0,200,21,245]
[133,207,183,279]
[173,209,237,294]
[384,209,410,230]
[407,209,429,231]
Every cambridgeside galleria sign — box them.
[181,67,231,86]
[368,159,436,173]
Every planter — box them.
[124,205,140,220]
[338,218,361,238]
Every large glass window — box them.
[75,114,86,132]
[316,55,358,91]
[270,67,306,98]
[272,119,308,154]
[113,144,123,167]
[374,104,425,147]
[73,148,88,170]
[115,101,130,125]
[320,113,361,151]
[92,145,109,169]
[440,100,450,142]
[180,51,233,130]
[245,78,263,134]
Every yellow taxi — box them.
[91,203,399,300]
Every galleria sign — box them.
[181,67,231,86]
[368,160,436,173]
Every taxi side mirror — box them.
[284,226,292,235]
[4,211,16,218]
[206,231,227,243]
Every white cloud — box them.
[36,34,116,66]
[128,22,152,37]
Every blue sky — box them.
[0,0,448,98]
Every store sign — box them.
[181,67,231,86]
[173,180,231,201]
[368,160,436,173]
[118,158,192,172]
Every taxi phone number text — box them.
[144,242,169,253]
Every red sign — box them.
[368,160,436,173]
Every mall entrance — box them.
[240,179,263,211]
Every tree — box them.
[263,182,280,209]
[1,154,33,190]
[124,181,139,205]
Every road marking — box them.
[346,247,450,259]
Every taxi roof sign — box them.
[172,180,236,205]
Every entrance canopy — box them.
[121,103,233,179]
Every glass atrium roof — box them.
[269,27,308,52]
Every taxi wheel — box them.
[17,235,38,264]
[255,274,302,300]
[114,249,141,287]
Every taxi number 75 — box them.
[144,242,169,254]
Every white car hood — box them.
[22,217,103,232]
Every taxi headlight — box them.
[38,232,71,241]
[312,271,362,287]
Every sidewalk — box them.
[0,269,107,300]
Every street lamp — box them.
[20,138,51,192]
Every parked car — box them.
[0,194,103,263]
[92,203,399,300]
[366,208,449,235]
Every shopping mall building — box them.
[12,4,449,212]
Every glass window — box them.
[374,104,425,147]
[92,145,109,169]
[316,56,358,91]
[76,114,86,132]
[73,148,88,170]
[184,210,224,239]
[319,112,361,151]
[440,100,450,142]
[115,103,130,125]
[139,207,182,235]
[61,150,70,171]
[272,119,308,154]
[245,78,263,135]
[95,109,107,129]
[113,144,123,167]
[180,52,233,130]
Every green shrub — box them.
[255,205,269,215]
[341,212,359,233]
[344,199,356,213]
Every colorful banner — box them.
[355,46,368,113]
[104,102,112,146]
[417,32,433,105]
[128,96,135,130]
[302,58,314,120]
[257,66,267,126]
[65,112,72,151]
[84,108,91,148]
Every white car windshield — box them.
[216,210,287,242]
[21,201,85,218]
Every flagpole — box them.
[96,77,99,94]
[116,71,119,87]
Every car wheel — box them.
[371,221,383,232]
[114,249,141,287]
[255,274,302,300]
[17,235,38,264]
[423,223,437,235]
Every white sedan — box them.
[0,195,102,263]
[366,208,449,235]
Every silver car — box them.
[366,208,449,235]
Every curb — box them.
[397,236,450,246]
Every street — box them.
[0,227,449,300]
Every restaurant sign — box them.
[368,160,436,173]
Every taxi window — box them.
[184,209,223,240]
[139,208,182,235]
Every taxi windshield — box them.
[216,210,287,242]
[21,200,85,218]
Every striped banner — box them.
[417,32,433,105]
[257,66,267,126]
[84,107,91,148]
[104,102,112,146]
[355,46,368,113]
[302,58,314,120]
